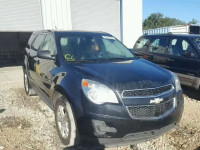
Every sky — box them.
[143,0,200,23]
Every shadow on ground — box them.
[63,144,106,150]
[0,109,6,114]
[182,86,200,101]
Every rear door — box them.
[36,34,57,97]
[167,37,200,86]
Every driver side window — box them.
[41,34,56,55]
[134,37,150,52]
[31,34,46,51]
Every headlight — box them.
[170,72,182,92]
[81,79,119,105]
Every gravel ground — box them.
[0,67,200,150]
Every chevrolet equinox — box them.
[23,30,184,148]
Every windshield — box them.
[57,35,134,62]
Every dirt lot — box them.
[0,66,200,150]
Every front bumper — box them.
[77,91,184,146]
[82,121,177,147]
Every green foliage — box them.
[188,19,198,24]
[143,13,198,30]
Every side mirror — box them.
[26,44,30,49]
[37,50,54,60]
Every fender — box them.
[49,72,67,105]
[50,70,84,119]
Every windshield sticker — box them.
[64,54,75,61]
[102,36,115,40]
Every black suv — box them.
[23,30,184,148]
[134,34,200,90]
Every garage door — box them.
[0,0,43,31]
[70,0,121,40]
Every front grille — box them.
[122,84,173,98]
[127,99,174,119]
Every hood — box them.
[70,59,174,91]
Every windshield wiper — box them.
[103,57,134,61]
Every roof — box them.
[143,33,200,38]
[33,30,110,36]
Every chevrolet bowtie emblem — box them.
[150,98,163,104]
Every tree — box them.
[143,13,164,30]
[143,13,188,30]
[188,19,198,24]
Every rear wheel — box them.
[23,71,36,96]
[55,97,78,147]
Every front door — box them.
[36,34,57,97]
[148,36,170,69]
[134,36,153,60]
[29,34,46,86]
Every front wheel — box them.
[55,97,78,147]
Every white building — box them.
[0,0,142,48]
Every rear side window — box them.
[134,37,150,52]
[31,34,46,51]
[169,38,197,57]
[182,40,189,50]
[149,37,168,54]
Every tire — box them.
[23,71,36,96]
[55,97,78,147]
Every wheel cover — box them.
[57,105,70,139]
[24,73,29,92]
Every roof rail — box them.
[168,32,193,34]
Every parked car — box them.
[23,30,184,148]
[134,34,200,90]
